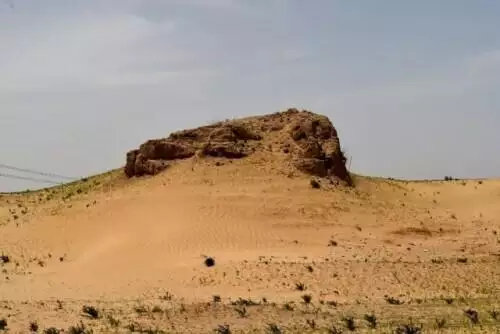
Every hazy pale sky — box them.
[1,0,500,191]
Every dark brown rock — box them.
[202,142,249,158]
[124,108,352,185]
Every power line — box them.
[0,172,62,185]
[0,163,75,181]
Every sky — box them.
[1,0,500,191]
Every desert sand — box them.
[1,109,499,333]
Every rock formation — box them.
[124,108,352,185]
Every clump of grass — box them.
[230,297,259,307]
[364,313,377,328]
[443,297,454,304]
[301,294,312,304]
[29,321,39,332]
[489,309,499,321]
[342,316,356,331]
[310,180,321,189]
[328,239,338,247]
[216,324,231,334]
[325,300,338,307]
[152,305,163,313]
[434,317,446,329]
[125,322,165,333]
[82,305,100,319]
[457,257,468,263]
[0,319,7,330]
[134,305,149,315]
[0,254,10,264]
[394,323,422,334]
[464,308,479,324]
[43,328,60,334]
[107,315,120,327]
[385,296,404,305]
[283,302,294,311]
[159,291,174,301]
[267,323,282,334]
[67,322,92,334]
[305,265,314,272]
[306,319,316,329]
[327,325,343,334]
[235,306,247,318]
[295,282,306,291]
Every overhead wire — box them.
[0,163,76,181]
[0,172,63,185]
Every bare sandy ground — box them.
[1,156,500,333]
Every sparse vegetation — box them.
[435,318,446,329]
[394,323,422,334]
[29,321,39,332]
[43,328,60,334]
[67,322,92,334]
[464,308,479,324]
[216,324,231,334]
[82,305,100,319]
[306,319,316,329]
[152,305,163,313]
[107,315,120,327]
[283,302,295,311]
[2,111,500,333]
[310,179,321,189]
[266,323,282,334]
[443,297,454,304]
[364,313,377,328]
[328,239,338,247]
[327,325,343,334]
[159,291,174,301]
[342,316,356,331]
[385,296,404,305]
[301,294,312,304]
[0,254,10,264]
[235,306,247,318]
[0,319,7,331]
[134,305,149,314]
[231,297,260,307]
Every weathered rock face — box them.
[287,112,350,183]
[124,108,352,185]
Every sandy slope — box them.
[1,155,500,333]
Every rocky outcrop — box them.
[124,108,352,185]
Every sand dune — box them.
[1,110,500,333]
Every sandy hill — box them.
[0,109,500,333]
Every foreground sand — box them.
[1,157,500,333]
